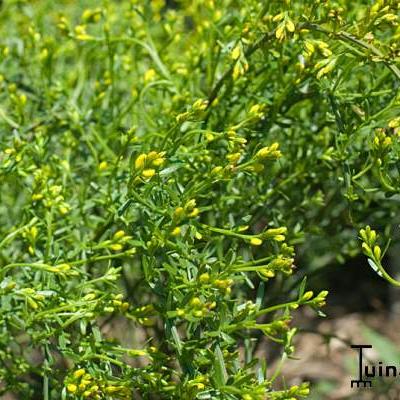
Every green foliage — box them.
[0,0,399,399]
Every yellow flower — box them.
[135,153,147,170]
[67,384,78,393]
[286,19,295,33]
[389,117,400,128]
[249,104,262,114]
[227,153,241,163]
[74,25,92,41]
[19,94,27,106]
[272,12,285,22]
[275,23,285,40]
[232,63,241,80]
[316,58,336,79]
[188,208,199,218]
[144,68,156,82]
[142,169,156,178]
[82,8,102,23]
[304,40,315,56]
[59,205,70,215]
[174,207,185,219]
[73,369,86,379]
[192,99,208,111]
[255,143,281,159]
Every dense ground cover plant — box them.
[0,0,399,399]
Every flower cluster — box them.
[133,150,166,181]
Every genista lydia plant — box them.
[0,0,399,399]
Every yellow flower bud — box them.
[232,63,241,80]
[171,227,181,236]
[255,143,281,159]
[147,151,158,160]
[302,291,314,301]
[113,230,126,240]
[373,245,381,260]
[174,207,185,219]
[193,310,204,317]
[99,161,108,170]
[205,132,215,141]
[105,386,121,394]
[231,45,241,60]
[110,243,123,251]
[362,242,371,254]
[260,268,275,278]
[199,273,210,283]
[250,237,263,246]
[274,235,285,242]
[211,166,223,175]
[152,157,165,167]
[195,231,203,240]
[190,297,202,307]
[249,104,262,114]
[83,293,96,301]
[252,163,264,173]
[275,24,285,40]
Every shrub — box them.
[0,0,399,399]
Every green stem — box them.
[377,167,396,192]
[45,209,53,262]
[0,217,38,250]
[199,223,253,241]
[304,23,400,81]
[352,162,373,180]
[371,257,400,287]
[255,301,298,317]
